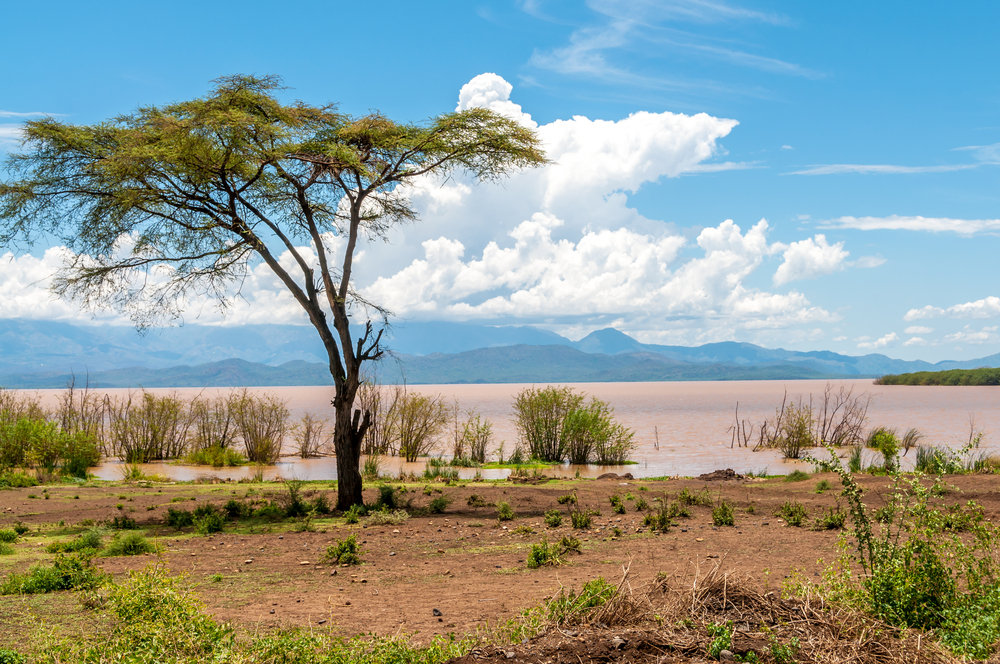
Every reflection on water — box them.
[33,379,996,481]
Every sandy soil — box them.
[1,471,999,656]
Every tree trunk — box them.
[333,395,369,510]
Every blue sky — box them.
[2,0,999,362]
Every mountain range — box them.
[1,318,998,388]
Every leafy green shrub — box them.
[252,503,284,520]
[556,492,577,505]
[544,509,563,528]
[47,528,103,553]
[526,539,563,568]
[105,531,158,556]
[634,497,649,511]
[814,479,832,493]
[428,495,451,514]
[184,445,247,467]
[326,534,362,566]
[705,622,733,659]
[609,494,626,515]
[776,501,808,527]
[223,498,252,519]
[558,535,581,554]
[665,500,691,519]
[677,487,713,507]
[310,493,331,515]
[570,509,592,529]
[712,500,735,527]
[0,471,36,488]
[0,649,26,664]
[343,504,363,524]
[0,529,16,543]
[544,577,616,625]
[107,515,137,530]
[784,469,810,482]
[0,543,13,556]
[812,504,846,530]
[495,501,516,521]
[12,523,28,536]
[0,553,107,595]
[165,507,194,529]
[195,511,225,535]
[373,484,401,511]
[866,427,900,472]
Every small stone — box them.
[392,529,400,534]
[432,608,443,616]
[317,619,327,625]
[244,559,253,564]
[720,650,735,661]
[505,652,516,659]
[299,561,310,565]
[762,521,769,526]
[695,538,704,542]
[389,552,396,556]
[345,601,351,606]
[437,548,444,554]
[611,636,627,649]
[330,569,337,576]
[269,609,275,614]
[278,536,283,539]
[360,579,367,584]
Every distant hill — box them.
[2,318,1000,387]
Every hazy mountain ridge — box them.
[1,318,997,388]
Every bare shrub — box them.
[229,389,288,464]
[0,388,45,426]
[108,391,191,462]
[292,412,329,458]
[358,377,401,457]
[188,395,238,453]
[55,376,109,451]
[396,390,449,462]
[462,414,493,464]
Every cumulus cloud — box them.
[944,326,1000,345]
[904,296,1000,321]
[772,234,848,285]
[821,215,1000,235]
[457,74,537,128]
[364,216,838,337]
[903,337,927,347]
[857,332,898,350]
[905,326,934,334]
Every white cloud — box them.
[903,337,927,347]
[850,255,886,268]
[944,326,1000,345]
[0,125,24,149]
[904,296,1000,321]
[832,335,847,341]
[772,234,848,285]
[954,142,1000,162]
[781,145,793,150]
[364,216,838,339]
[857,332,898,350]
[457,74,536,128]
[785,164,981,176]
[905,326,934,334]
[822,215,1000,235]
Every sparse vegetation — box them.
[325,534,363,566]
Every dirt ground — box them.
[2,471,999,657]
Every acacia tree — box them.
[0,75,546,508]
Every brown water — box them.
[23,379,997,481]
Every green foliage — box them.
[544,509,563,528]
[0,543,14,556]
[364,509,409,526]
[13,523,28,536]
[428,494,451,514]
[570,508,592,529]
[705,622,733,659]
[105,531,159,556]
[784,470,810,482]
[326,534,363,566]
[556,492,577,505]
[166,507,195,529]
[195,511,225,535]
[108,514,138,530]
[776,401,815,459]
[634,497,650,511]
[776,501,808,527]
[812,504,846,530]
[877,367,1000,385]
[814,479,832,493]
[609,494,626,515]
[223,498,252,519]
[0,649,25,664]
[495,500,516,521]
[712,500,735,527]
[373,484,401,511]
[677,487,713,507]
[0,552,108,595]
[47,528,103,553]
[0,417,100,475]
[343,504,364,524]
[0,529,17,543]
[467,493,491,507]
[866,427,900,472]
[542,578,616,626]
[769,635,800,664]
[526,539,564,568]
[0,470,36,488]
[184,445,247,467]
[281,479,310,518]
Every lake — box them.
[21,379,997,481]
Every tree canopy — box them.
[0,75,547,507]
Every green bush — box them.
[712,500,735,527]
[814,479,832,493]
[184,445,247,467]
[343,504,364,524]
[0,471,36,488]
[0,649,26,664]
[105,531,158,556]
[570,509,592,529]
[252,503,284,520]
[165,507,194,529]
[544,509,563,528]
[495,501,516,521]
[556,492,577,505]
[526,539,563,568]
[428,495,451,514]
[0,543,13,556]
[634,497,649,511]
[223,498,252,519]
[326,534,362,566]
[776,501,808,527]
[812,505,846,530]
[784,469,810,482]
[677,487,713,507]
[195,512,225,535]
[0,529,17,543]
[108,515,137,530]
[47,528,103,553]
[0,553,107,595]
